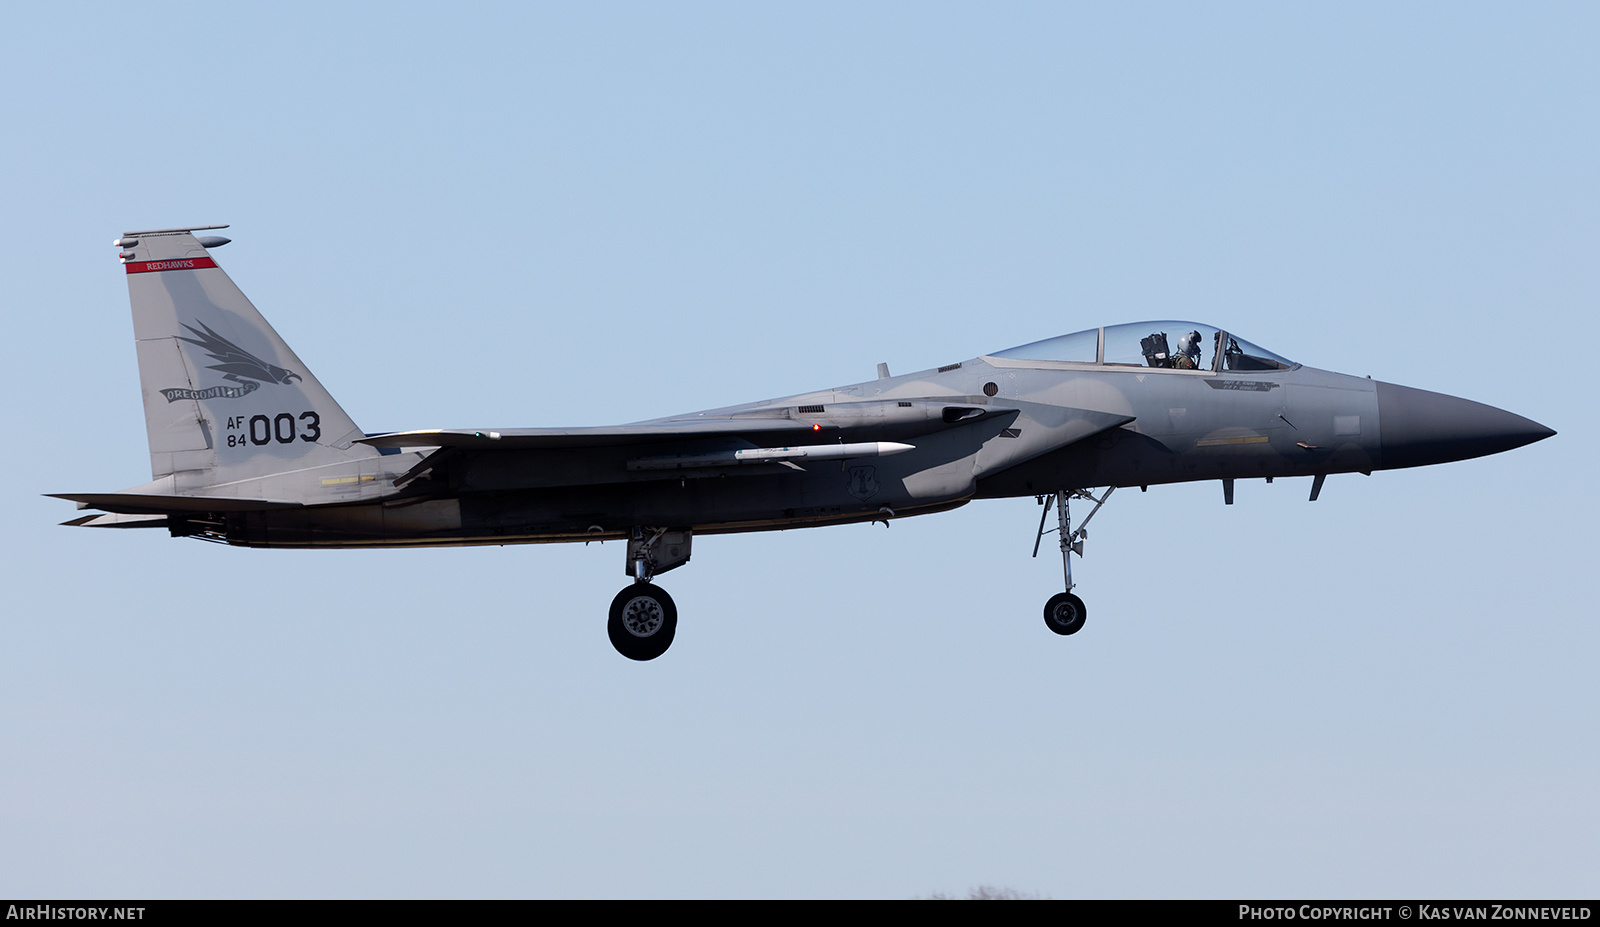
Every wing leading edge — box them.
[53,402,1136,520]
[358,419,852,450]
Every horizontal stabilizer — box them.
[47,492,304,515]
[62,512,171,528]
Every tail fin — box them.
[118,225,376,484]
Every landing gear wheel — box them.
[1043,592,1087,636]
[608,584,678,661]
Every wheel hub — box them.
[621,596,665,637]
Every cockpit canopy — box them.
[990,321,1295,372]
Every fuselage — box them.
[65,230,1557,661]
[201,329,1549,549]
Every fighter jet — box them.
[53,225,1555,660]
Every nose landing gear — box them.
[1043,592,1087,636]
[1033,488,1114,638]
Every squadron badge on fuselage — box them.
[847,466,880,501]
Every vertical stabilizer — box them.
[117,226,376,484]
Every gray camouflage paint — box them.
[57,228,1554,555]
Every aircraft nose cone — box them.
[1376,381,1555,470]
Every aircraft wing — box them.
[360,401,1135,460]
[357,419,838,449]
[50,401,1137,530]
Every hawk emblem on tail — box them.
[159,320,301,402]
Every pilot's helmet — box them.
[1177,330,1202,358]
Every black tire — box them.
[608,584,678,661]
[1043,592,1087,636]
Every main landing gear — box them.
[1033,488,1115,638]
[607,527,692,661]
[609,584,677,661]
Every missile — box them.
[628,441,914,471]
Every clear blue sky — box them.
[1,2,1593,898]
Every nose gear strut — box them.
[1033,487,1115,636]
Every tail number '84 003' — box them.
[225,412,321,447]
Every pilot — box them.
[1173,330,1203,369]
